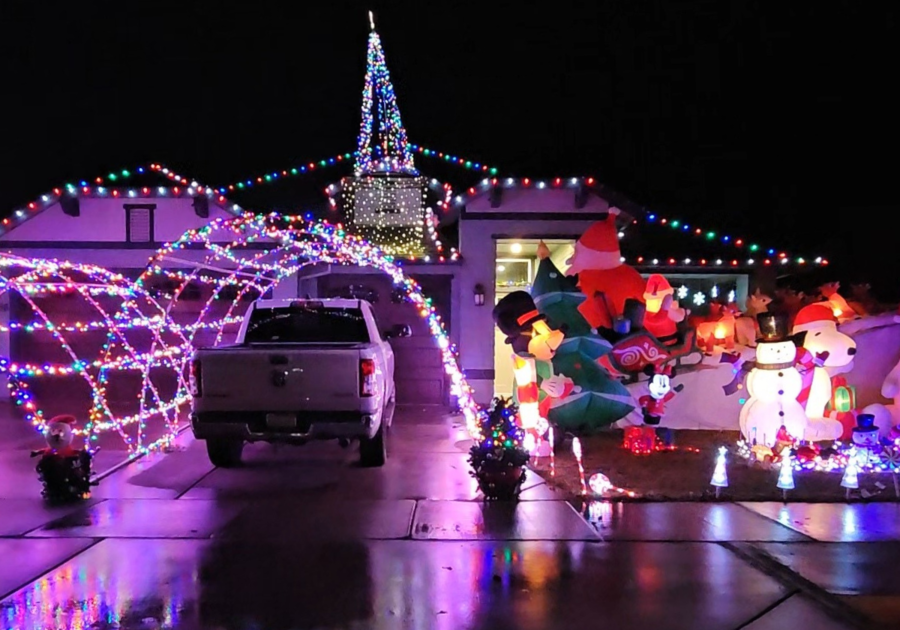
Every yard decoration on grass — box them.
[528,242,635,432]
[572,437,587,495]
[710,446,728,498]
[776,447,795,500]
[588,472,636,498]
[492,290,570,454]
[842,449,860,498]
[468,397,529,500]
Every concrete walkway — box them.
[0,406,897,629]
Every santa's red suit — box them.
[565,210,646,331]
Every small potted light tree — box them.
[469,397,530,500]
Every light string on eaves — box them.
[1,211,486,455]
[452,176,829,268]
[642,212,828,268]
[213,152,355,194]
[410,144,500,175]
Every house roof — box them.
[0,164,246,238]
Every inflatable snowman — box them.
[739,313,809,447]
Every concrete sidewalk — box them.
[0,406,896,629]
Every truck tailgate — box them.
[199,344,365,412]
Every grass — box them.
[530,429,900,502]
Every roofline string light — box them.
[410,144,499,175]
[214,152,355,194]
[451,176,828,268]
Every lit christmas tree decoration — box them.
[842,448,860,498]
[710,446,728,498]
[335,14,432,258]
[354,14,415,175]
[777,447,795,499]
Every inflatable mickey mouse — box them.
[638,364,684,426]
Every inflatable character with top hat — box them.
[493,291,580,453]
[738,313,813,447]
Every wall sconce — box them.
[474,283,485,306]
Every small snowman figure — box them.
[739,313,809,447]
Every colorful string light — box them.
[450,176,828,268]
[643,212,827,268]
[354,23,416,175]
[735,438,900,474]
[214,152,355,194]
[0,254,188,453]
[140,212,485,442]
[410,144,500,175]
[2,210,489,455]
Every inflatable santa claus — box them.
[642,274,686,345]
[565,208,646,336]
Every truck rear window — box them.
[244,306,370,343]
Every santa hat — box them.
[793,303,836,328]
[644,274,673,297]
[48,414,77,427]
[566,208,623,272]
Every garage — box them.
[317,272,452,405]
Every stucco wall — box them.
[0,195,237,243]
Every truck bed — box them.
[194,343,377,414]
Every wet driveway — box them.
[1,405,897,629]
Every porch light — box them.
[510,243,522,254]
[474,284,485,306]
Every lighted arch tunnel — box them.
[0,213,485,454]
[0,254,190,453]
[137,211,484,441]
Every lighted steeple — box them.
[354,11,417,175]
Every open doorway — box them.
[493,238,575,397]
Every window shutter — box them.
[127,207,152,242]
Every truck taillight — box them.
[360,358,376,397]
[190,359,202,396]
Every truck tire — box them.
[359,424,386,467]
[206,439,244,467]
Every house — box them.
[0,167,247,403]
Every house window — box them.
[125,204,155,243]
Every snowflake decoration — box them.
[711,285,719,298]
[677,285,689,300]
[727,289,735,303]
[693,291,706,306]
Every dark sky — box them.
[2,1,897,295]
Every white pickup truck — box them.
[189,298,409,467]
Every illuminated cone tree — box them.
[339,12,428,258]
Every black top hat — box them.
[493,291,545,343]
[756,312,790,343]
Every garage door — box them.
[318,272,452,405]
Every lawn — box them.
[529,429,900,502]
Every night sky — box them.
[2,2,897,296]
